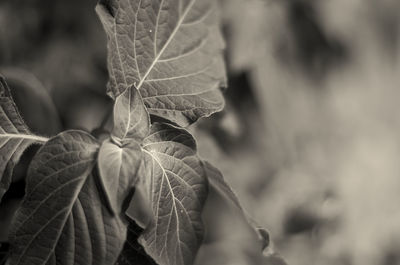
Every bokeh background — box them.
[1,0,400,265]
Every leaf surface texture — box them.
[96,0,226,126]
[126,123,207,265]
[97,87,149,215]
[8,131,126,265]
[0,76,48,202]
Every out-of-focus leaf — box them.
[8,131,126,265]
[63,90,112,132]
[96,0,226,126]
[196,161,288,265]
[0,68,62,136]
[196,242,288,265]
[125,123,207,265]
[202,161,270,250]
[0,76,48,202]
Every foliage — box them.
[0,1,285,265]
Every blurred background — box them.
[1,0,400,265]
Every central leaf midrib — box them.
[0,133,49,143]
[142,149,182,255]
[135,0,197,90]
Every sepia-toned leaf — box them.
[96,0,226,126]
[98,86,148,215]
[0,67,62,136]
[202,161,270,250]
[0,76,48,202]
[8,130,126,265]
[111,86,150,144]
[98,139,142,215]
[198,161,288,265]
[126,123,207,265]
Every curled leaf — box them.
[202,161,270,251]
[198,161,288,265]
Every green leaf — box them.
[0,76,48,202]
[126,123,207,265]
[96,0,226,126]
[202,161,270,251]
[8,130,126,265]
[98,87,148,215]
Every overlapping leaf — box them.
[124,123,207,265]
[98,87,149,215]
[98,139,142,215]
[8,131,127,265]
[96,0,227,126]
[111,86,150,144]
[0,76,48,202]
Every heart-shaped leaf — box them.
[0,76,48,202]
[96,0,226,126]
[98,139,142,215]
[98,87,149,215]
[125,123,207,265]
[8,130,127,265]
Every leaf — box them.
[199,162,288,265]
[202,161,270,251]
[126,123,207,265]
[98,139,142,215]
[8,130,127,265]
[96,0,227,126]
[0,76,48,202]
[125,180,154,229]
[98,86,148,215]
[111,86,150,144]
[0,67,62,135]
